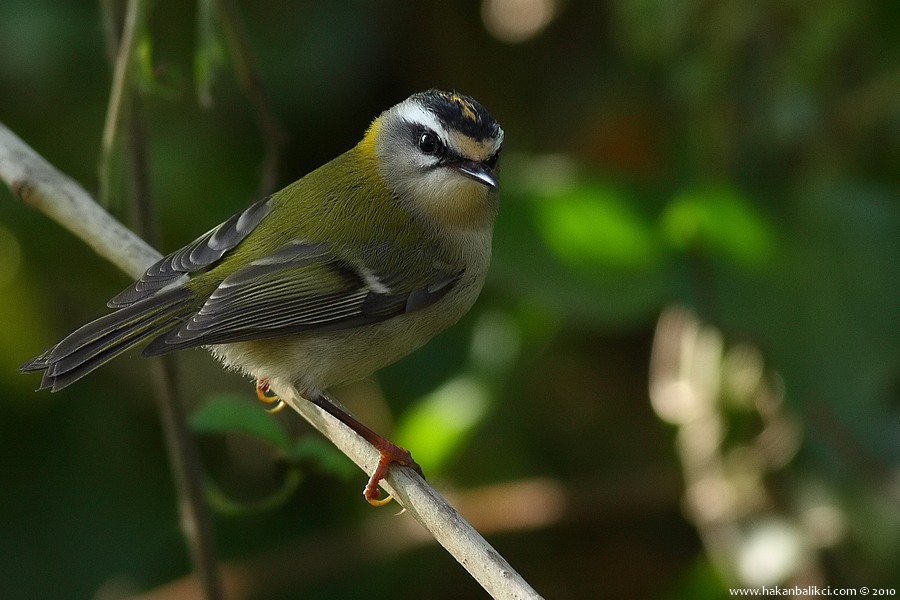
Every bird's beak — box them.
[454,160,499,190]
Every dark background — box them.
[1,1,897,598]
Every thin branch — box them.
[0,123,159,277]
[0,121,544,600]
[280,389,542,599]
[124,85,226,600]
[99,0,125,62]
[98,0,145,206]
[151,355,226,600]
[213,0,287,196]
[124,94,157,239]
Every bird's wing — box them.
[107,198,274,308]
[142,238,460,354]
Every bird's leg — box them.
[307,393,423,506]
[255,377,286,413]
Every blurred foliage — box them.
[1,0,898,598]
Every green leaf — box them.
[132,32,183,100]
[532,182,662,270]
[190,394,290,451]
[660,186,778,265]
[492,192,673,327]
[395,376,491,474]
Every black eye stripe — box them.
[405,121,501,168]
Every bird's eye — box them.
[417,131,442,155]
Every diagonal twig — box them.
[98,0,147,207]
[212,0,287,196]
[122,42,226,600]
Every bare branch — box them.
[151,355,226,600]
[280,389,543,599]
[213,0,287,196]
[195,0,286,194]
[98,0,147,206]
[0,123,160,277]
[119,40,226,599]
[0,120,543,600]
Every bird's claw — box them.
[364,442,422,507]
[256,378,286,413]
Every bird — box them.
[21,89,504,505]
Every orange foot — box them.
[364,439,422,507]
[305,393,424,507]
[255,378,286,413]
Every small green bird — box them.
[21,89,504,504]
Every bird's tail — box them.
[20,288,195,391]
